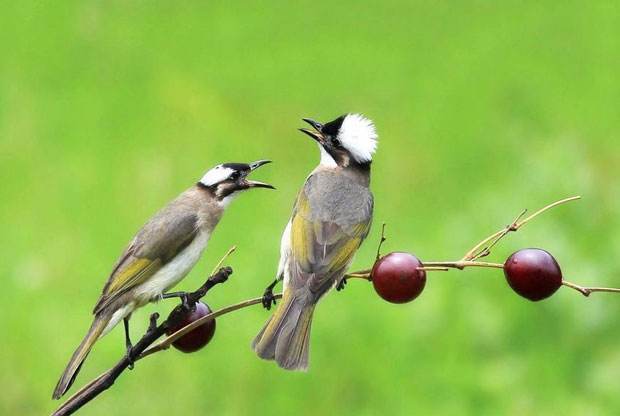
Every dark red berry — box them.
[504,248,562,301]
[371,252,426,303]
[166,301,216,353]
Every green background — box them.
[2,1,619,415]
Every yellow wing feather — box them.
[290,190,371,289]
[93,257,162,313]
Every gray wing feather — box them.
[288,171,373,300]
[94,203,199,314]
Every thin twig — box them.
[345,270,372,280]
[562,280,620,297]
[375,222,387,261]
[470,209,528,260]
[141,293,283,358]
[423,260,505,270]
[418,266,450,271]
[210,246,236,276]
[462,196,581,261]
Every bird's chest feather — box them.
[134,231,210,304]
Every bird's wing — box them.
[93,210,199,314]
[288,179,373,297]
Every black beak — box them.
[302,118,323,131]
[299,118,325,143]
[249,159,271,171]
[244,160,275,189]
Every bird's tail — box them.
[52,314,110,399]
[252,291,315,371]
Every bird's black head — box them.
[198,160,274,202]
[299,114,378,168]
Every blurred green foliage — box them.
[1,1,619,415]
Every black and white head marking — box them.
[198,160,274,204]
[300,114,378,168]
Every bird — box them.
[252,113,377,370]
[53,160,273,399]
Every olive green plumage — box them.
[253,167,373,370]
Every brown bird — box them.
[53,161,273,399]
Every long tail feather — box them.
[252,292,315,371]
[52,314,109,399]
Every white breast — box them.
[133,230,211,305]
[278,220,292,291]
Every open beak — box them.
[249,159,271,171]
[245,160,275,189]
[299,118,325,143]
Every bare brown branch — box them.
[562,280,620,297]
[53,195,620,416]
[52,267,233,416]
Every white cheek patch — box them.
[319,144,337,167]
[337,113,378,163]
[200,165,234,186]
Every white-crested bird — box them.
[53,160,273,399]
[252,114,377,370]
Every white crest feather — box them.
[199,165,234,187]
[337,114,378,163]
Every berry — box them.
[166,301,216,353]
[504,248,562,301]
[371,252,426,303]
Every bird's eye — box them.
[230,171,240,181]
[332,137,341,147]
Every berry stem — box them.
[375,222,387,261]
[562,280,620,297]
[345,271,372,280]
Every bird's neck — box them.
[314,161,371,187]
[190,185,227,230]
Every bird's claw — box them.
[336,277,347,291]
[262,289,277,310]
[126,345,135,370]
[180,293,191,310]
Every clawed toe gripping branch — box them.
[52,195,620,416]
[52,266,236,416]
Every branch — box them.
[52,194,616,416]
[346,196,582,279]
[562,281,620,297]
[141,293,282,358]
[461,196,581,261]
[52,267,233,416]
[422,260,505,270]
[375,222,387,261]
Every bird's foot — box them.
[180,293,192,310]
[162,291,191,309]
[123,316,135,369]
[125,344,135,370]
[262,288,277,310]
[336,277,347,291]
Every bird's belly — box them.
[133,231,210,306]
